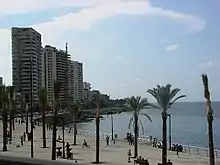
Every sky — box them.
[0,0,220,101]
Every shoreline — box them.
[0,120,219,164]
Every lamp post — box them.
[167,113,171,150]
[59,117,65,159]
[30,57,34,158]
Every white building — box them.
[12,27,43,104]
[43,45,57,105]
[70,61,83,104]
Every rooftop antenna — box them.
[65,42,68,54]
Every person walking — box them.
[106,135,110,146]
[176,144,179,158]
[127,149,132,163]
[20,135,23,146]
[23,132,26,141]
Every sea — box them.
[76,102,220,150]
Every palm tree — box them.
[125,96,152,158]
[201,74,215,165]
[51,81,62,160]
[91,91,101,164]
[147,84,186,165]
[38,88,48,148]
[0,85,9,151]
[8,86,16,142]
[24,94,29,134]
[69,103,82,145]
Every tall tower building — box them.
[83,82,91,105]
[56,49,70,106]
[12,27,43,104]
[43,45,57,105]
[71,61,83,103]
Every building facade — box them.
[12,27,43,104]
[0,77,3,85]
[83,82,91,105]
[43,45,57,105]
[71,61,83,104]
[56,50,71,106]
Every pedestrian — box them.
[176,144,179,158]
[20,135,23,146]
[106,135,109,146]
[23,132,26,141]
[127,149,132,163]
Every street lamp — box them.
[30,57,34,158]
[167,113,171,150]
[58,117,65,159]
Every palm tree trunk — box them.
[51,112,58,160]
[2,112,8,151]
[95,117,100,164]
[162,111,167,165]
[134,115,138,158]
[12,112,15,130]
[9,115,12,141]
[26,112,29,133]
[73,118,77,145]
[42,110,46,148]
[207,112,215,165]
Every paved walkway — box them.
[0,121,219,165]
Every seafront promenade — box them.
[0,121,219,165]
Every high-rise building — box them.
[71,61,83,103]
[43,45,57,105]
[12,27,43,104]
[83,82,91,105]
[56,49,70,106]
[0,77,3,85]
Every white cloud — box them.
[0,0,206,84]
[198,61,213,68]
[115,54,124,59]
[121,80,129,87]
[165,44,179,52]
[135,78,141,82]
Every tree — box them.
[125,96,152,158]
[8,86,16,142]
[69,103,82,145]
[38,88,48,148]
[0,85,9,151]
[147,84,186,165]
[201,74,215,165]
[51,81,62,160]
[91,91,101,164]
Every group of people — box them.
[125,133,134,145]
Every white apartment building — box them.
[12,27,43,104]
[43,45,57,105]
[70,61,83,104]
[56,49,71,106]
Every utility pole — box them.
[30,57,34,158]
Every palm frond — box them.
[140,113,152,123]
[138,119,145,135]
[128,116,134,129]
[201,74,210,99]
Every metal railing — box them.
[74,128,220,160]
